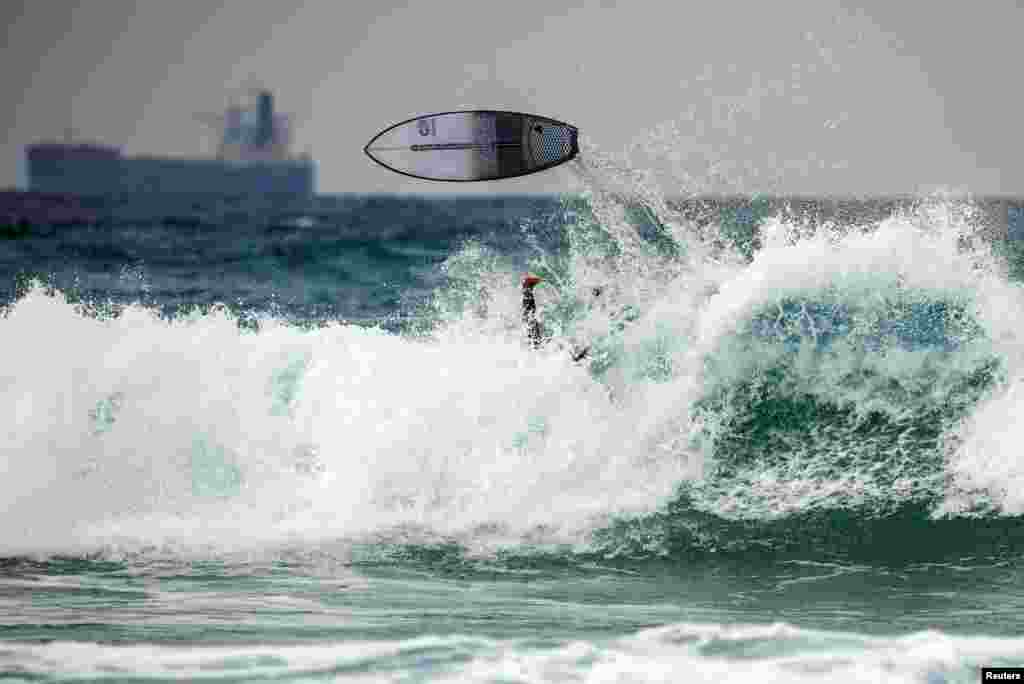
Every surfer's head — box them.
[522,273,543,289]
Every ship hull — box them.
[27,148,315,198]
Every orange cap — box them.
[522,273,543,288]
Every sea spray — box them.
[3,160,1024,563]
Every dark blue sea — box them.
[3,156,1024,682]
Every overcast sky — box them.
[2,0,1022,195]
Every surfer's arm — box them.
[570,345,590,362]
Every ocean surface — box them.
[3,155,1024,682]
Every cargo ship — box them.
[25,89,315,198]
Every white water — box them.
[3,187,1024,557]
[2,622,1019,683]
[0,287,694,555]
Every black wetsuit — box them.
[522,283,588,360]
[522,285,543,349]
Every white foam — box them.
[0,284,695,556]
[450,622,1024,684]
[3,622,1020,682]
[4,175,1024,557]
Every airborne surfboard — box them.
[364,110,579,182]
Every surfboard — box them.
[364,110,579,182]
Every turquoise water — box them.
[3,555,1024,681]
[3,151,1024,681]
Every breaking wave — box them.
[3,144,1024,565]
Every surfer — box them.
[521,273,591,361]
[521,273,546,349]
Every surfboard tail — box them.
[528,119,578,168]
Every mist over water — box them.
[4,138,1024,681]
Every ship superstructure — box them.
[26,89,315,197]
